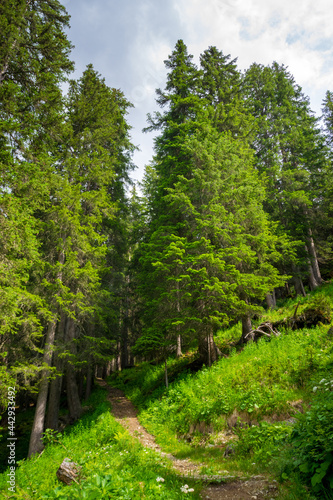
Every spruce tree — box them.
[136,41,287,364]
[0,0,73,414]
[244,62,326,293]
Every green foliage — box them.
[235,421,292,463]
[0,387,200,499]
[244,62,328,281]
[287,380,333,497]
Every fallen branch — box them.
[244,321,281,342]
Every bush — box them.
[235,421,292,464]
[289,378,333,497]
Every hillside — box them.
[1,283,332,498]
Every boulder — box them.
[56,458,81,485]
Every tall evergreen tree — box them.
[136,42,287,364]
[199,46,252,138]
[244,62,326,293]
[27,65,135,456]
[0,0,73,412]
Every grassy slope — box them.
[1,284,332,499]
[109,283,333,499]
[0,387,201,499]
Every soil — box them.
[97,379,279,499]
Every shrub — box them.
[289,378,333,497]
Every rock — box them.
[56,458,82,485]
[223,443,236,457]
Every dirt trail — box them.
[98,379,279,500]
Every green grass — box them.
[108,283,333,499]
[0,387,201,499]
[2,283,332,499]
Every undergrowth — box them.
[109,283,333,499]
[0,387,200,499]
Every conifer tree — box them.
[137,41,286,364]
[28,65,134,455]
[244,62,326,293]
[0,0,73,414]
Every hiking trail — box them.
[97,379,279,500]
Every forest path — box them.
[98,379,278,500]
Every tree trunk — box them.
[266,292,274,309]
[85,359,92,401]
[198,330,220,365]
[176,282,182,357]
[164,359,168,388]
[45,314,67,431]
[110,358,117,372]
[45,372,62,431]
[176,333,182,358]
[308,260,319,291]
[116,341,122,372]
[306,236,322,289]
[291,263,306,297]
[240,314,252,344]
[28,319,57,457]
[293,275,306,297]
[28,248,65,457]
[65,317,82,422]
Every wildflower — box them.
[313,386,318,392]
[319,379,326,384]
[181,484,194,493]
[156,477,165,482]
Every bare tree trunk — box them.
[164,359,168,388]
[291,263,306,297]
[176,282,182,357]
[308,260,319,291]
[65,317,82,422]
[45,314,67,431]
[266,291,276,309]
[85,359,92,400]
[116,341,122,372]
[176,334,182,358]
[110,358,117,372]
[306,236,322,288]
[28,319,57,457]
[238,314,252,345]
[28,248,65,457]
[293,275,306,297]
[121,275,130,368]
[198,330,220,365]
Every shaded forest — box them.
[1,0,333,462]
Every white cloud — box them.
[65,0,333,180]
[173,0,333,113]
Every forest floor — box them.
[98,379,279,500]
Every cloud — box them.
[64,0,333,180]
[174,0,333,112]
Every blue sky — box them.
[62,0,333,184]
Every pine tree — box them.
[244,62,326,293]
[28,65,134,456]
[136,42,287,364]
[0,0,73,414]
[199,46,252,138]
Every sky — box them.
[62,0,333,184]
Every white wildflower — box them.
[313,386,318,392]
[319,379,326,384]
[156,477,165,482]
